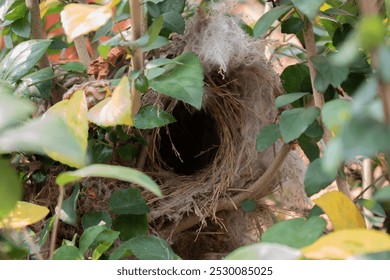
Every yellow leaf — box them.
[88,76,133,127]
[60,3,113,42]
[302,229,390,259]
[313,190,366,230]
[320,3,332,12]
[45,90,88,168]
[95,0,121,8]
[0,201,49,229]
[39,0,60,18]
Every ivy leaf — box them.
[109,188,149,215]
[88,76,133,127]
[53,245,84,260]
[262,217,326,249]
[253,4,293,38]
[59,185,80,227]
[275,92,309,108]
[125,236,180,260]
[256,124,280,152]
[82,211,112,230]
[313,191,366,230]
[280,107,320,143]
[291,0,325,20]
[149,52,204,109]
[302,229,390,259]
[0,40,51,82]
[56,164,162,197]
[304,157,338,196]
[0,201,49,229]
[112,214,148,241]
[134,105,176,129]
[162,12,185,34]
[311,55,349,89]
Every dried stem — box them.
[49,186,65,260]
[129,0,143,117]
[166,144,291,234]
[25,0,50,69]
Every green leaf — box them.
[0,87,35,131]
[280,64,312,94]
[56,164,161,197]
[275,92,309,108]
[0,40,52,82]
[149,52,204,109]
[357,199,386,217]
[280,107,321,143]
[256,124,280,152]
[291,0,325,20]
[79,225,106,255]
[91,229,120,260]
[60,185,80,226]
[253,4,293,38]
[134,105,176,129]
[0,115,86,168]
[53,245,84,260]
[162,12,185,34]
[303,120,323,141]
[82,211,112,230]
[281,17,303,34]
[241,199,256,213]
[298,134,320,162]
[147,16,164,45]
[304,157,338,196]
[142,36,169,52]
[225,243,301,260]
[126,236,180,260]
[109,188,149,215]
[60,62,86,72]
[112,214,148,241]
[321,99,352,135]
[0,159,22,218]
[311,55,349,88]
[11,17,30,38]
[262,217,326,248]
[117,144,138,161]
[373,186,390,202]
[358,16,386,50]
[158,0,185,14]
[351,251,390,260]
[15,67,54,100]
[378,46,390,83]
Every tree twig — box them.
[73,0,92,67]
[49,186,65,260]
[25,0,50,69]
[129,0,143,117]
[164,144,291,235]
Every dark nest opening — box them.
[159,102,220,176]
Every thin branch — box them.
[49,186,65,260]
[129,0,143,117]
[165,144,292,234]
[73,0,91,67]
[25,0,50,69]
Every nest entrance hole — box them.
[159,102,220,175]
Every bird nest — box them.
[139,12,284,250]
